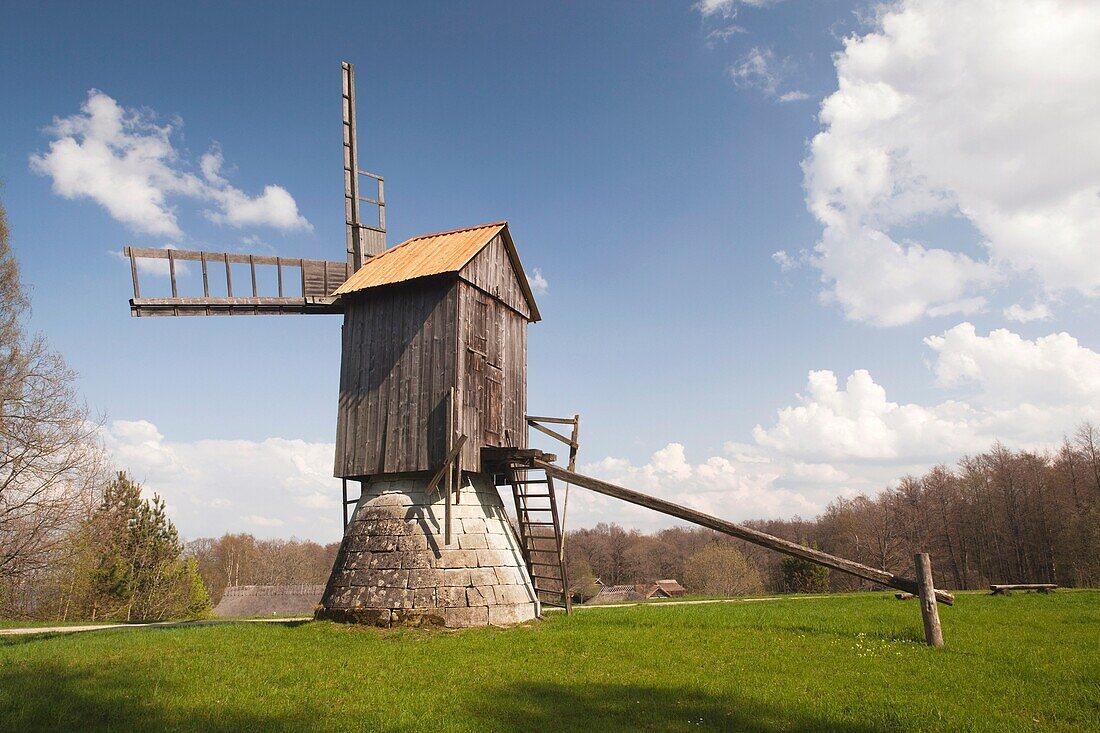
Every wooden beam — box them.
[915,553,944,647]
[525,415,577,425]
[425,434,468,497]
[534,460,955,605]
[124,246,348,271]
[528,420,578,448]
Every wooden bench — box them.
[990,584,1057,595]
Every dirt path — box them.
[2,594,845,635]
[0,617,311,636]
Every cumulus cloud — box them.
[529,268,549,296]
[581,323,1100,530]
[30,90,311,238]
[100,419,341,541]
[802,0,1100,325]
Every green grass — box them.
[1,591,1097,732]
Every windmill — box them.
[122,62,954,641]
[123,62,574,627]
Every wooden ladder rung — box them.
[521,521,557,527]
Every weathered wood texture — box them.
[456,282,527,472]
[536,460,956,605]
[990,583,1057,594]
[459,234,532,319]
[334,279,459,477]
[915,553,945,647]
[334,228,533,479]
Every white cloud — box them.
[697,0,780,17]
[100,420,341,541]
[771,250,796,271]
[529,267,549,296]
[925,323,1100,410]
[1004,302,1052,323]
[243,515,286,528]
[802,0,1100,325]
[30,90,311,238]
[728,47,807,102]
[777,91,810,103]
[580,323,1100,530]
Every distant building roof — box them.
[332,221,541,320]
[213,585,324,618]
[656,579,686,596]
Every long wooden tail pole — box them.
[533,460,955,606]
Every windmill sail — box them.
[342,61,386,270]
[123,247,348,317]
[121,62,386,317]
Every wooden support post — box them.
[224,254,233,297]
[127,247,141,298]
[168,249,178,298]
[250,255,258,297]
[915,553,944,648]
[276,257,283,297]
[342,478,349,531]
[201,251,210,297]
[445,387,454,546]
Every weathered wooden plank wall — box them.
[334,236,531,479]
[459,235,532,320]
[333,278,458,477]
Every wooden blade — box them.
[123,247,350,317]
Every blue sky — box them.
[3,0,1099,540]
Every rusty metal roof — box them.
[332,221,541,320]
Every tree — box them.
[0,197,102,616]
[79,472,211,621]
[683,545,763,596]
[781,546,831,593]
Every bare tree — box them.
[0,199,101,614]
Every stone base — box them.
[316,472,539,628]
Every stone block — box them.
[438,549,479,569]
[493,566,523,585]
[363,586,414,608]
[443,568,472,587]
[486,533,519,550]
[396,535,429,552]
[408,569,445,589]
[316,607,392,626]
[370,569,409,588]
[469,568,498,587]
[457,533,488,550]
[365,535,399,552]
[438,586,468,608]
[391,609,446,627]
[360,517,411,536]
[460,517,487,534]
[400,552,435,570]
[411,587,439,607]
[466,586,494,606]
[488,603,537,627]
[366,552,403,570]
[441,606,489,628]
[476,549,513,567]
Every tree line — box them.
[565,431,1100,597]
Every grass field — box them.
[1,591,1097,732]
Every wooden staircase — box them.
[505,461,572,612]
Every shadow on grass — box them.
[0,660,341,732]
[468,681,890,733]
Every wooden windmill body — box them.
[122,64,570,627]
